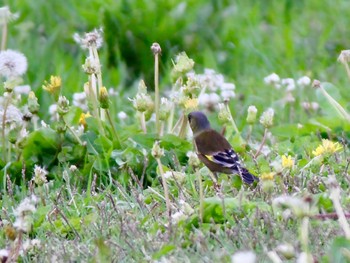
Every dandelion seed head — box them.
[73,28,103,50]
[0,49,28,79]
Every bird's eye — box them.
[188,115,192,122]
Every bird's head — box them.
[188,111,211,135]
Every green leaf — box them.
[328,237,350,263]
[152,244,176,260]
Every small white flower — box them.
[49,104,58,121]
[198,92,220,109]
[281,78,295,91]
[264,73,280,85]
[297,76,311,87]
[260,108,274,128]
[118,111,128,120]
[13,217,31,232]
[0,104,23,132]
[246,105,258,124]
[69,165,78,172]
[220,83,236,101]
[231,251,256,263]
[73,28,103,50]
[187,151,201,167]
[14,85,31,95]
[179,200,194,215]
[73,92,88,111]
[171,211,187,224]
[13,196,37,217]
[33,165,48,185]
[0,49,28,78]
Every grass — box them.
[0,0,350,262]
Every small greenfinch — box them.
[188,111,258,184]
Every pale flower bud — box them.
[151,141,164,159]
[28,91,40,114]
[338,50,350,64]
[99,86,109,109]
[173,52,195,75]
[246,105,257,124]
[33,165,48,186]
[159,98,172,121]
[218,103,231,125]
[187,151,201,168]
[260,108,274,128]
[57,96,70,115]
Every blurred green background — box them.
[6,0,350,116]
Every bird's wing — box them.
[205,149,241,168]
[194,130,242,168]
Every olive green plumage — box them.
[188,111,258,184]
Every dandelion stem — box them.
[156,158,171,220]
[1,94,12,163]
[1,22,7,50]
[140,112,147,133]
[154,50,160,137]
[197,169,204,224]
[224,102,240,135]
[254,128,268,158]
[105,109,122,148]
[343,62,350,82]
[329,183,350,239]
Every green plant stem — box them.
[343,62,350,82]
[105,109,122,148]
[156,158,171,220]
[197,169,204,224]
[254,128,268,158]
[178,112,188,139]
[224,102,240,135]
[62,116,83,145]
[140,112,147,133]
[319,85,350,122]
[154,52,160,137]
[1,22,7,50]
[300,216,309,254]
[2,94,12,163]
[87,80,105,136]
[92,46,106,121]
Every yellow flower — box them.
[261,172,275,181]
[312,139,342,156]
[42,75,61,94]
[79,112,92,127]
[282,155,294,168]
[183,97,198,110]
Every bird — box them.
[188,111,258,184]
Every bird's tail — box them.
[238,167,259,184]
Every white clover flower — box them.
[264,73,280,85]
[159,98,172,121]
[272,195,309,218]
[297,76,311,87]
[259,108,274,128]
[187,151,201,167]
[0,49,28,79]
[69,165,78,172]
[231,251,256,263]
[281,78,295,91]
[0,6,19,26]
[73,92,88,111]
[0,104,23,132]
[14,85,31,95]
[49,104,58,121]
[246,105,258,124]
[171,211,187,224]
[33,165,48,186]
[179,200,194,215]
[198,93,220,110]
[13,196,37,218]
[73,28,103,50]
[163,170,186,183]
[13,217,32,232]
[118,111,128,120]
[197,68,225,92]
